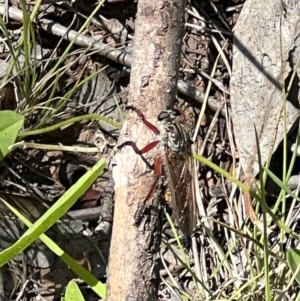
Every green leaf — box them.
[65,280,85,301]
[0,158,106,266]
[1,197,106,298]
[287,248,300,285]
[0,111,24,159]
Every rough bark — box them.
[106,0,185,300]
[230,0,300,179]
[230,0,300,229]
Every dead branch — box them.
[106,0,186,300]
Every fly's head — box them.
[158,109,191,155]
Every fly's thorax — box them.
[159,121,191,155]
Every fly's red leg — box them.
[134,155,163,224]
[137,155,162,206]
[143,154,162,199]
[122,106,164,225]
[139,140,160,154]
[118,107,161,169]
[126,105,160,135]
[118,141,149,169]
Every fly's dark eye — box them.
[158,111,170,121]
[158,109,182,121]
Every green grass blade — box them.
[0,158,106,265]
[1,200,106,298]
[18,114,121,137]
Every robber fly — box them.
[158,109,197,237]
[126,106,197,236]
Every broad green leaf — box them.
[287,248,300,285]
[0,158,106,266]
[65,280,85,301]
[0,111,24,159]
[1,199,106,298]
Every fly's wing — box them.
[165,148,197,236]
